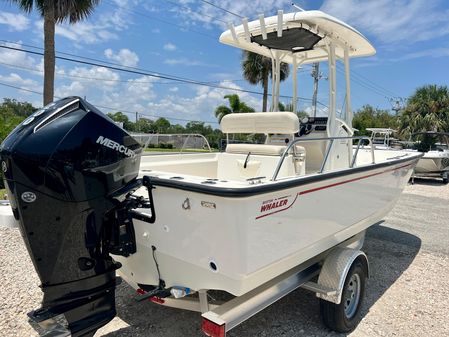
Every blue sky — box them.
[0,0,448,127]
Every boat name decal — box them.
[260,196,290,213]
[96,136,136,158]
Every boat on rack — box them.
[0,9,422,337]
[412,132,449,183]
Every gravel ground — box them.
[0,179,448,337]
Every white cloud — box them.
[55,81,85,98]
[164,58,212,67]
[68,66,120,90]
[320,0,449,45]
[104,48,139,67]
[126,76,156,100]
[171,0,288,29]
[169,87,179,92]
[146,81,261,123]
[33,1,135,45]
[0,41,37,68]
[33,20,119,44]
[393,47,449,61]
[0,73,39,88]
[0,12,30,31]
[163,43,177,51]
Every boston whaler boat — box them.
[0,9,422,337]
[412,132,449,183]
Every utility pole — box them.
[135,112,139,132]
[389,97,405,114]
[311,62,322,117]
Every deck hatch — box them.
[251,27,322,53]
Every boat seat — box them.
[226,143,305,156]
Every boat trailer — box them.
[134,233,369,336]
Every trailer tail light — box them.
[201,318,225,337]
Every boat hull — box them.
[414,152,449,175]
[113,158,417,296]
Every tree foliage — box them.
[352,105,397,136]
[242,51,290,111]
[397,85,449,138]
[214,94,255,122]
[0,98,36,140]
[0,98,37,189]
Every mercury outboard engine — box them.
[0,97,153,336]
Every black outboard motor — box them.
[0,97,149,336]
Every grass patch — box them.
[0,189,6,199]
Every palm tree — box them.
[9,0,101,105]
[214,94,255,122]
[398,85,449,137]
[242,51,290,112]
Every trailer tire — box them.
[320,259,366,332]
[443,177,448,184]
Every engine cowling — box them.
[0,97,142,336]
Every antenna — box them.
[292,3,306,12]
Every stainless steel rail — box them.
[272,136,374,181]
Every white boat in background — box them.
[0,200,17,228]
[366,128,399,149]
[0,8,422,337]
[412,132,449,183]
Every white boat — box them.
[0,200,17,228]
[412,132,449,183]
[0,9,422,337]
[366,128,399,149]
[112,10,421,297]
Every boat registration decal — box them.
[255,162,414,220]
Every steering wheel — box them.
[299,123,313,136]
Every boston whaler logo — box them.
[259,195,291,213]
[96,136,136,158]
[256,194,298,220]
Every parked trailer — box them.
[132,233,369,336]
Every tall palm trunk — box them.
[262,72,268,112]
[43,0,55,105]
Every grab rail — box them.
[271,136,374,181]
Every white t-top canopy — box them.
[366,128,397,134]
[219,10,375,64]
[220,112,299,134]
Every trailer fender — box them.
[315,248,369,305]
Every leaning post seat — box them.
[221,112,299,135]
[220,112,306,178]
[221,111,305,157]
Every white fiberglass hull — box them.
[113,155,418,296]
[414,151,449,175]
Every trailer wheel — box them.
[320,259,366,332]
[443,177,448,184]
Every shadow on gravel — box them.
[360,223,421,323]
[101,224,421,337]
